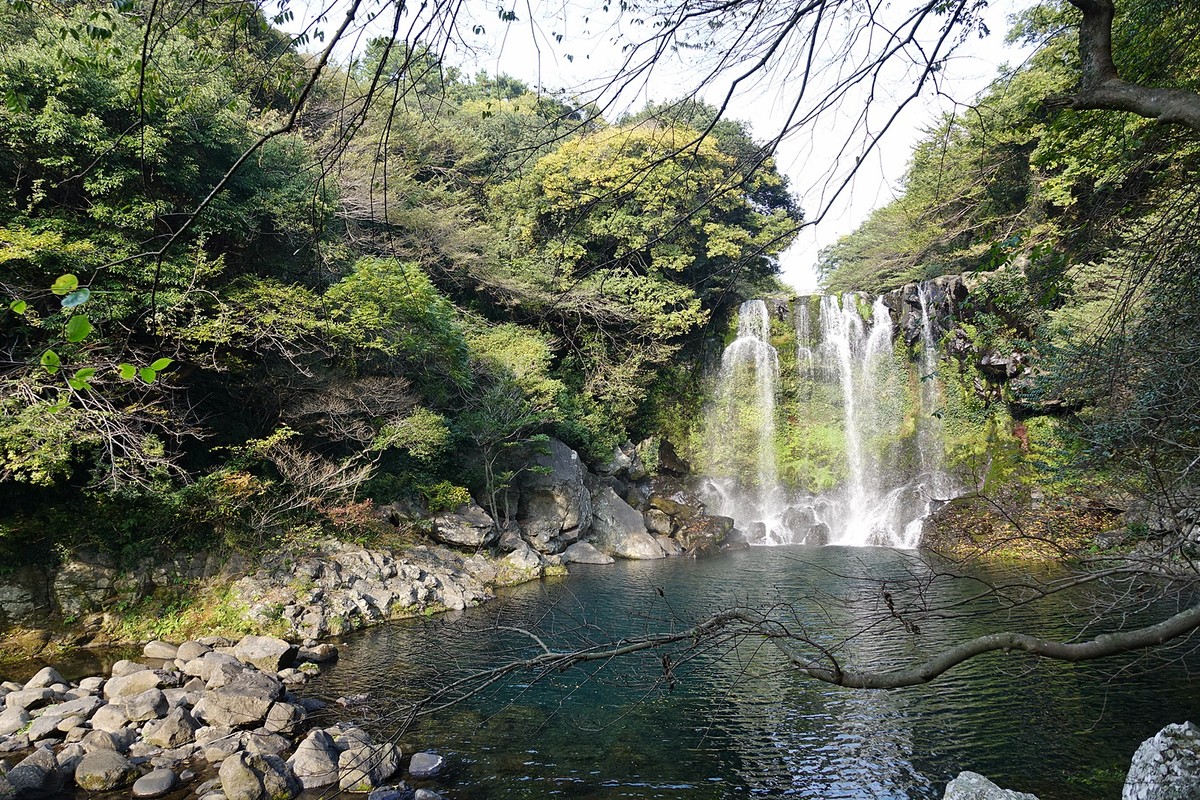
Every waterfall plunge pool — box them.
[313,546,1197,799]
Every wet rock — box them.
[656,439,690,476]
[942,772,1038,799]
[132,768,177,798]
[296,644,338,664]
[233,636,297,673]
[561,542,615,565]
[643,508,674,535]
[406,752,444,779]
[587,487,666,560]
[675,514,734,556]
[1123,721,1200,800]
[74,749,137,792]
[413,790,443,800]
[368,785,415,800]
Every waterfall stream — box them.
[700,288,957,548]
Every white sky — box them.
[292,0,1034,292]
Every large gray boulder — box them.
[430,502,498,549]
[0,708,30,737]
[943,772,1038,799]
[103,670,162,700]
[194,671,283,729]
[5,747,63,796]
[142,707,199,748]
[120,688,168,722]
[233,636,297,673]
[516,438,593,553]
[1123,721,1200,800]
[132,768,177,798]
[74,749,138,792]
[22,668,66,691]
[287,730,340,788]
[587,486,666,560]
[561,541,614,565]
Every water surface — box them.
[315,547,1200,799]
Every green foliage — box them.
[420,480,472,513]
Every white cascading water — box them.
[702,299,783,536]
[701,288,955,549]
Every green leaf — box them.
[67,377,87,390]
[139,367,157,384]
[40,349,61,375]
[118,363,136,380]
[9,299,26,314]
[149,357,173,371]
[61,288,91,308]
[65,314,93,342]
[73,367,96,381]
[51,274,79,296]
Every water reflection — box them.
[315,547,1200,799]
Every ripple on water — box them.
[314,546,1200,800]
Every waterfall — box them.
[702,299,782,538]
[700,286,958,549]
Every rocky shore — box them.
[1,631,1197,800]
[0,634,454,800]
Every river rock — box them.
[120,688,168,722]
[286,730,340,788]
[75,749,137,792]
[0,708,29,737]
[89,702,131,733]
[368,785,415,800]
[339,743,402,792]
[5,746,62,796]
[406,752,444,779]
[4,688,55,711]
[296,644,338,664]
[57,743,85,776]
[132,768,177,798]
[942,771,1038,799]
[143,707,199,748]
[643,508,673,535]
[244,731,290,757]
[144,641,179,660]
[1123,721,1200,800]
[431,502,498,549]
[104,670,161,700]
[561,541,614,565]
[587,486,666,560]
[516,438,593,553]
[218,752,263,800]
[233,636,297,673]
[262,701,306,735]
[182,651,242,683]
[22,668,66,691]
[111,660,150,678]
[413,791,443,800]
[177,641,212,662]
[195,671,283,729]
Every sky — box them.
[288,0,1035,292]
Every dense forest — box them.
[0,0,799,565]
[1,0,1199,578]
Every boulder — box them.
[219,752,263,800]
[296,644,338,664]
[430,502,498,549]
[4,688,55,711]
[406,752,444,779]
[74,749,138,792]
[22,668,66,691]
[339,744,402,792]
[176,641,211,662]
[103,670,162,700]
[643,508,673,535]
[110,660,150,678]
[656,439,690,475]
[89,702,131,733]
[182,651,242,683]
[675,514,734,557]
[587,486,666,560]
[368,786,416,800]
[194,671,283,729]
[132,768,177,798]
[144,641,179,660]
[516,438,593,553]
[1123,721,1200,800]
[120,688,169,722]
[262,702,306,735]
[5,747,62,797]
[142,707,199,748]
[233,636,297,673]
[0,708,29,737]
[287,730,340,789]
[561,542,615,565]
[244,731,290,757]
[942,772,1038,799]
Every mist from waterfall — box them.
[700,288,956,549]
